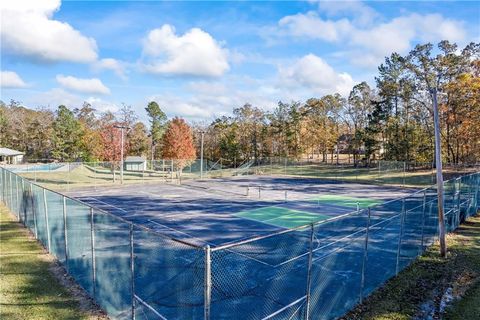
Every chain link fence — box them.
[1,166,479,320]
[6,158,479,192]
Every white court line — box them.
[148,219,209,244]
[261,296,306,320]
[148,219,274,267]
[83,197,129,213]
[134,294,167,320]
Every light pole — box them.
[431,88,447,257]
[200,131,205,179]
[114,124,129,184]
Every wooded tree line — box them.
[1,41,479,164]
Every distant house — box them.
[0,147,24,164]
[124,156,147,171]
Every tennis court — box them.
[64,175,414,247]
[59,175,419,319]
[3,166,479,320]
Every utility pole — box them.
[200,131,205,179]
[114,125,129,184]
[432,88,447,257]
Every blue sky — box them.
[1,0,479,123]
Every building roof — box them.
[125,156,146,162]
[0,147,24,156]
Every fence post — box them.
[456,178,461,228]
[9,171,13,210]
[90,207,96,298]
[360,208,372,303]
[15,175,20,221]
[130,224,135,320]
[4,170,9,209]
[396,199,406,275]
[304,223,314,320]
[0,168,3,204]
[420,190,427,252]
[30,184,38,239]
[43,188,51,252]
[204,245,212,320]
[22,179,26,224]
[61,197,70,271]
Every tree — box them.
[145,101,168,159]
[128,122,149,156]
[161,117,196,173]
[346,82,374,164]
[51,105,84,161]
[233,104,266,163]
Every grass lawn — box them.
[0,205,106,320]
[342,214,480,320]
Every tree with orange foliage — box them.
[161,117,196,174]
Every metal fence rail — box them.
[0,166,479,320]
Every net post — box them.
[30,183,38,239]
[130,224,135,320]
[258,186,261,199]
[285,190,288,202]
[378,160,381,181]
[43,188,51,252]
[420,190,427,252]
[360,208,372,303]
[63,195,69,268]
[304,223,314,320]
[396,198,406,275]
[90,207,96,298]
[204,245,212,320]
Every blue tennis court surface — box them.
[65,175,414,246]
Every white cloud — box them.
[147,78,279,121]
[32,88,84,108]
[85,97,120,113]
[317,0,379,25]
[277,5,467,67]
[56,75,110,95]
[93,58,127,80]
[0,71,28,88]
[30,88,118,112]
[278,54,355,96]
[0,0,98,63]
[141,24,229,77]
[279,12,352,42]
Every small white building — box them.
[124,156,147,171]
[0,147,24,164]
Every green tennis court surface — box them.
[235,206,330,228]
[311,195,383,208]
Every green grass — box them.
[342,214,480,320]
[19,165,170,191]
[0,206,104,320]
